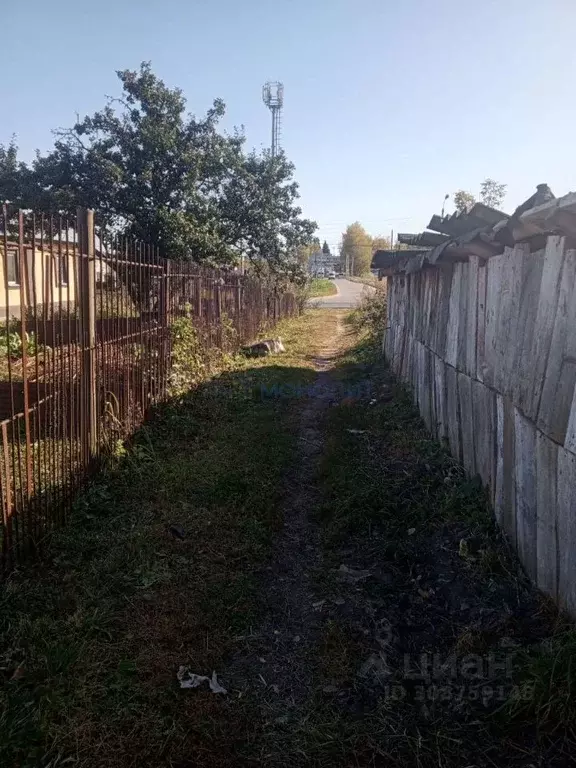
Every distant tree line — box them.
[0,62,316,282]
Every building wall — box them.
[384,235,576,614]
[0,247,78,320]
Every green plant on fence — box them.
[0,318,42,360]
[169,316,208,396]
[213,311,239,368]
[169,312,241,396]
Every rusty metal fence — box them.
[0,206,297,571]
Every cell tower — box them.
[262,81,284,157]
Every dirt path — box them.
[1,309,571,768]
[223,312,569,767]
[225,316,345,723]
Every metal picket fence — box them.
[0,206,297,571]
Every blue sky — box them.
[1,0,575,252]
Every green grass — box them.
[1,308,573,768]
[308,278,337,298]
[0,311,331,768]
[345,273,379,287]
[501,627,576,736]
[299,329,571,767]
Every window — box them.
[6,249,19,285]
[58,255,69,286]
[53,254,69,287]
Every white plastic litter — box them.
[346,429,367,435]
[177,666,227,694]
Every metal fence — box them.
[0,206,297,571]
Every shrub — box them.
[348,285,387,340]
[169,317,207,396]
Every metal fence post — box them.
[235,278,242,342]
[77,208,97,458]
[160,259,170,400]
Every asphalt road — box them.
[312,278,376,309]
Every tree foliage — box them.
[453,190,476,214]
[480,178,507,209]
[453,179,507,215]
[296,237,321,267]
[371,235,391,252]
[339,222,374,276]
[1,63,316,276]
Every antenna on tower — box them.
[262,81,283,157]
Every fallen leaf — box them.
[10,663,25,681]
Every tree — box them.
[339,222,373,276]
[0,139,34,207]
[453,190,476,214]
[322,240,330,255]
[296,237,320,267]
[12,63,316,273]
[371,235,391,252]
[480,178,506,209]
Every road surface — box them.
[312,278,375,309]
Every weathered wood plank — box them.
[446,263,462,368]
[421,271,432,346]
[401,332,412,382]
[527,235,566,421]
[420,344,433,431]
[494,395,517,541]
[466,256,479,377]
[511,249,545,412]
[557,447,576,615]
[435,266,453,359]
[495,395,505,520]
[536,431,558,600]
[514,409,537,582]
[472,379,496,493]
[476,263,487,382]
[565,386,576,455]
[414,340,423,413]
[458,372,475,475]
[446,364,461,462]
[483,253,505,387]
[433,355,447,440]
[384,314,394,361]
[427,269,440,351]
[537,248,576,443]
[393,321,405,374]
[457,262,470,373]
[493,246,525,398]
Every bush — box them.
[348,286,387,339]
[169,317,207,395]
[168,312,239,396]
[0,319,41,359]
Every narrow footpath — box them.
[0,309,572,768]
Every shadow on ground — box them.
[0,318,574,768]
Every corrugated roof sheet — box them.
[378,185,576,275]
[397,232,448,248]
